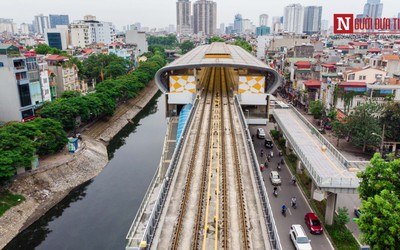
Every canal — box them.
[5,92,167,250]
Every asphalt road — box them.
[249,125,334,250]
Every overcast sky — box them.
[1,0,399,30]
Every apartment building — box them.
[45,55,80,97]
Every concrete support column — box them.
[325,192,337,225]
[310,181,316,198]
[285,140,291,155]
[296,159,302,174]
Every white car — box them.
[290,224,312,250]
[269,171,281,186]
[257,128,266,139]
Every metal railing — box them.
[235,96,282,250]
[126,98,199,250]
[273,109,360,189]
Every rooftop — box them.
[45,54,69,61]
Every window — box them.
[18,84,32,107]
[0,62,3,67]
[358,75,366,80]
[348,74,355,80]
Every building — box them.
[272,16,282,33]
[259,14,269,27]
[45,54,80,97]
[70,15,115,47]
[45,25,69,50]
[108,42,136,60]
[34,14,50,34]
[219,23,225,35]
[234,14,243,33]
[125,29,148,55]
[49,14,70,28]
[284,4,304,34]
[303,6,322,35]
[256,26,270,36]
[176,0,192,35]
[363,0,383,20]
[0,45,42,121]
[20,23,30,35]
[193,0,217,35]
[0,18,17,34]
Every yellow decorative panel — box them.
[238,76,265,94]
[169,75,196,93]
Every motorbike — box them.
[291,201,297,209]
[280,158,284,165]
[277,164,281,171]
[281,208,286,217]
[273,189,278,197]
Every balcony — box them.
[17,78,29,85]
[14,65,27,72]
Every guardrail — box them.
[273,109,360,189]
[234,96,282,250]
[126,97,199,250]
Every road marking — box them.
[287,208,292,216]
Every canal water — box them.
[5,92,167,250]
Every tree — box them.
[347,102,382,152]
[332,119,348,147]
[336,207,349,227]
[232,39,252,52]
[104,62,127,79]
[35,44,52,54]
[83,54,131,82]
[381,101,400,142]
[357,189,400,249]
[179,41,194,54]
[309,100,323,119]
[31,118,68,155]
[61,90,81,99]
[356,155,400,249]
[209,36,225,43]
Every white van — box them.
[290,224,312,250]
[256,128,266,139]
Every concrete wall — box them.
[0,67,22,121]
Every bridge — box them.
[125,43,367,249]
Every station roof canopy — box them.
[155,42,280,93]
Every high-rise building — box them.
[219,23,225,34]
[321,19,329,31]
[234,14,243,33]
[49,14,69,28]
[70,15,115,47]
[259,14,269,27]
[272,16,282,33]
[363,0,383,20]
[45,25,69,50]
[284,4,304,34]
[0,18,17,33]
[303,6,322,35]
[193,0,217,35]
[34,14,50,34]
[177,0,192,35]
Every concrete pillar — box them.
[285,140,291,155]
[325,192,337,225]
[310,181,316,197]
[296,159,302,174]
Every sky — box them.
[0,0,399,30]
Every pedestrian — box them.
[270,151,274,158]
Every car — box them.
[269,171,281,186]
[265,139,274,148]
[354,208,361,218]
[257,128,266,139]
[290,224,312,250]
[304,212,323,234]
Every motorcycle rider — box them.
[273,186,278,196]
[291,197,297,208]
[292,175,297,185]
[281,204,287,215]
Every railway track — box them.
[166,67,251,250]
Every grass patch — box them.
[325,224,359,250]
[0,190,25,217]
[270,128,360,250]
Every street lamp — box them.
[372,124,385,157]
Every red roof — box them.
[382,55,400,61]
[339,81,367,88]
[367,48,381,53]
[294,61,311,68]
[335,45,352,50]
[303,79,321,88]
[24,51,37,58]
[322,63,335,68]
[350,42,368,46]
[82,48,94,55]
[45,54,69,61]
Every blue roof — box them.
[176,104,192,144]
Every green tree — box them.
[347,102,382,152]
[104,62,127,79]
[336,207,349,227]
[357,189,400,249]
[83,54,131,82]
[209,36,225,43]
[332,119,348,147]
[381,101,400,142]
[35,44,52,54]
[0,130,35,179]
[61,90,81,99]
[179,41,194,54]
[31,118,68,155]
[232,39,252,52]
[309,100,323,119]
